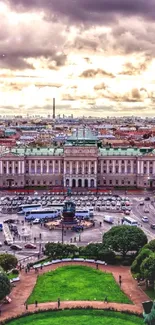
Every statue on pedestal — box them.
[143,301,155,325]
[67,187,71,197]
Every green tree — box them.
[0,254,18,272]
[0,272,11,300]
[79,243,103,259]
[103,226,147,258]
[144,240,155,252]
[140,254,155,289]
[131,248,152,274]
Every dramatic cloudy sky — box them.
[1,0,155,117]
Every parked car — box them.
[144,208,149,213]
[145,197,150,201]
[4,240,13,246]
[33,218,40,224]
[142,216,149,223]
[150,224,155,229]
[10,244,22,251]
[140,201,144,206]
[24,243,37,249]
[124,210,130,215]
[4,219,16,224]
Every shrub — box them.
[98,249,116,263]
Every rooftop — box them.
[11,147,64,156]
[99,147,154,156]
[66,128,97,146]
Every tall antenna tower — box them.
[53,98,55,119]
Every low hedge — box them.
[1,306,143,324]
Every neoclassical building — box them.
[0,128,155,189]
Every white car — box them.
[142,216,149,223]
[33,218,40,224]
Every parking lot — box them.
[0,193,155,261]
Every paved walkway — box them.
[0,262,149,322]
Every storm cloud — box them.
[6,0,155,24]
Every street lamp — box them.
[61,223,64,244]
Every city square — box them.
[0,191,154,262]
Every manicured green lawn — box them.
[6,309,143,325]
[27,265,131,304]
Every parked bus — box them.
[47,203,64,212]
[75,209,90,219]
[122,216,138,226]
[18,204,41,214]
[25,208,59,221]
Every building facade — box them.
[0,128,155,189]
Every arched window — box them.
[90,179,94,187]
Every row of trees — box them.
[45,225,148,263]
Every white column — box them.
[12,161,15,175]
[141,161,144,175]
[53,160,55,174]
[131,161,134,174]
[153,161,155,175]
[82,178,84,187]
[88,161,91,174]
[101,160,103,174]
[147,161,149,175]
[94,179,97,188]
[64,161,66,174]
[118,160,121,174]
[107,160,109,173]
[82,162,85,174]
[18,161,21,174]
[47,160,49,174]
[137,161,140,174]
[22,162,24,174]
[112,160,115,174]
[70,161,72,175]
[34,160,37,174]
[88,179,90,187]
[29,160,31,174]
[125,160,127,174]
[76,161,79,174]
[41,160,43,174]
[58,160,61,174]
[94,161,97,174]
[0,161,2,174]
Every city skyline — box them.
[0,1,155,117]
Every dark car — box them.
[10,244,22,251]
[150,224,155,229]
[24,243,37,249]
[4,219,16,224]
[4,240,12,246]
[145,197,150,201]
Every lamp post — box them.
[61,223,64,244]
